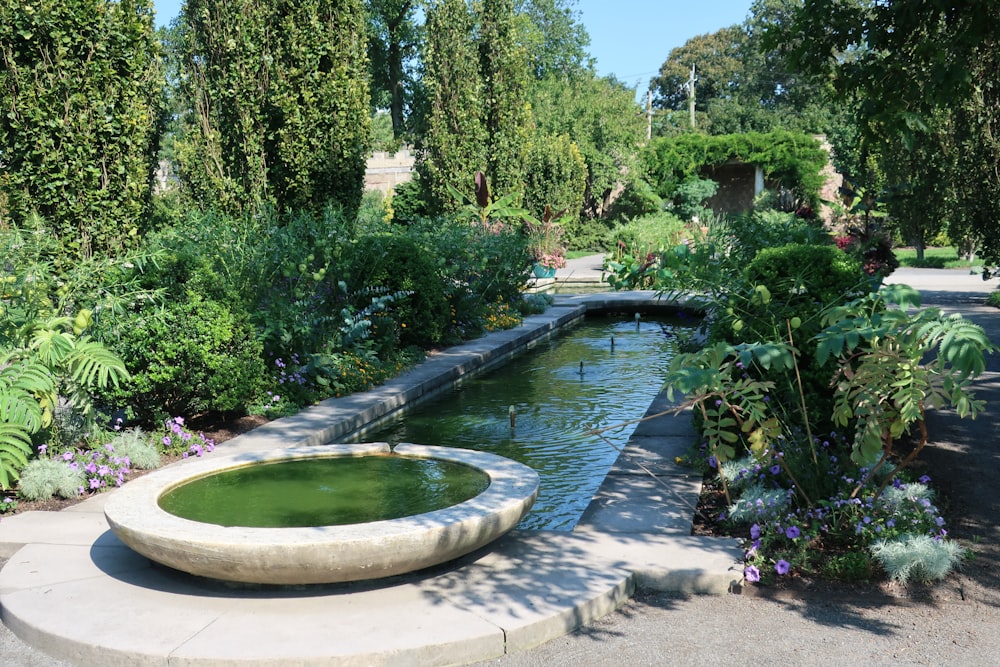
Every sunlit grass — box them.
[895,246,982,269]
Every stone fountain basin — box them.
[103,443,539,585]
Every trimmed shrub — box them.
[100,294,266,422]
[712,243,865,430]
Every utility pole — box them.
[686,64,697,129]
[646,90,653,142]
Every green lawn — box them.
[565,250,601,260]
[895,246,982,269]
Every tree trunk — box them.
[388,38,404,138]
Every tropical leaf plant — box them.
[815,284,997,494]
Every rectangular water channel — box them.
[350,312,696,530]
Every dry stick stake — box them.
[787,319,818,465]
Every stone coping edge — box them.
[220,291,697,454]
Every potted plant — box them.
[527,206,567,278]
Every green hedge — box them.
[643,130,828,207]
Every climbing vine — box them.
[643,130,828,207]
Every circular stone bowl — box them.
[104,443,539,585]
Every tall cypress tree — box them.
[0,0,164,260]
[478,0,530,200]
[177,0,371,215]
[418,0,486,213]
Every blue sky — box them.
[152,0,752,90]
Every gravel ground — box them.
[4,268,999,667]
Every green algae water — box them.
[158,455,490,527]
[357,313,695,531]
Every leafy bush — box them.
[99,294,265,423]
[402,217,531,342]
[388,178,432,225]
[723,209,831,266]
[672,177,718,222]
[610,212,687,258]
[606,178,663,223]
[345,233,450,347]
[724,243,864,342]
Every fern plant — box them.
[0,316,129,490]
[0,354,52,489]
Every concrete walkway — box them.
[0,290,741,666]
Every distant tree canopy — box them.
[514,0,593,79]
[650,0,835,136]
[762,0,1000,261]
[0,0,164,260]
[366,0,422,140]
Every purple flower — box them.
[708,455,717,469]
[162,436,172,446]
[173,416,185,426]
[89,478,102,490]
[775,559,791,576]
[38,444,47,456]
[750,523,761,540]
[769,464,781,475]
[744,565,761,583]
[919,475,932,484]
[62,451,75,461]
[785,525,801,540]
